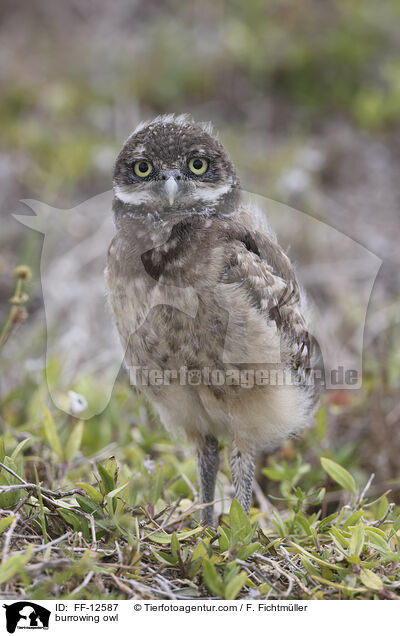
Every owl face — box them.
[113,115,240,217]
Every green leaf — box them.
[365,526,388,540]
[202,558,224,597]
[393,514,400,532]
[329,530,349,555]
[259,582,271,595]
[376,496,390,519]
[333,527,351,543]
[11,438,33,461]
[106,482,129,500]
[0,437,5,463]
[149,469,163,506]
[0,457,27,508]
[318,512,338,531]
[301,555,320,577]
[148,527,204,544]
[153,550,177,566]
[364,490,392,509]
[58,509,83,533]
[0,456,20,483]
[262,466,285,481]
[271,510,287,538]
[105,482,128,516]
[65,420,84,463]
[236,542,261,561]
[75,495,102,515]
[306,487,326,505]
[320,457,357,494]
[171,532,181,560]
[104,457,118,480]
[289,542,347,572]
[76,482,103,504]
[365,527,390,553]
[0,545,34,584]
[229,498,252,544]
[360,568,383,591]
[191,540,209,561]
[0,516,15,533]
[342,510,364,529]
[294,512,312,536]
[224,571,248,600]
[97,462,115,494]
[321,566,334,581]
[349,523,365,556]
[224,561,241,586]
[41,403,63,460]
[218,526,230,552]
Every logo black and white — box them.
[3,602,50,634]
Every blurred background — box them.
[1,0,400,503]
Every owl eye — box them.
[188,157,208,175]
[133,160,153,177]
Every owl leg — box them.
[196,435,219,527]
[229,440,256,516]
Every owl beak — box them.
[165,176,179,205]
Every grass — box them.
[0,399,399,601]
[0,269,399,600]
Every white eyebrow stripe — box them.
[131,146,146,155]
[114,182,232,206]
[114,186,153,204]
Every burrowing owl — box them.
[105,114,320,525]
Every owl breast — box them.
[105,215,318,447]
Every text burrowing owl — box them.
[105,114,320,525]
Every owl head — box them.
[113,114,240,219]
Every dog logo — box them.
[3,602,50,633]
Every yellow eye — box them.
[188,157,208,175]
[134,160,153,177]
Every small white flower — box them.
[68,390,88,415]
[143,456,156,474]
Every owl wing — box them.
[217,220,312,377]
[138,214,313,376]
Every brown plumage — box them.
[105,114,320,524]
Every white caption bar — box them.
[0,599,392,635]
